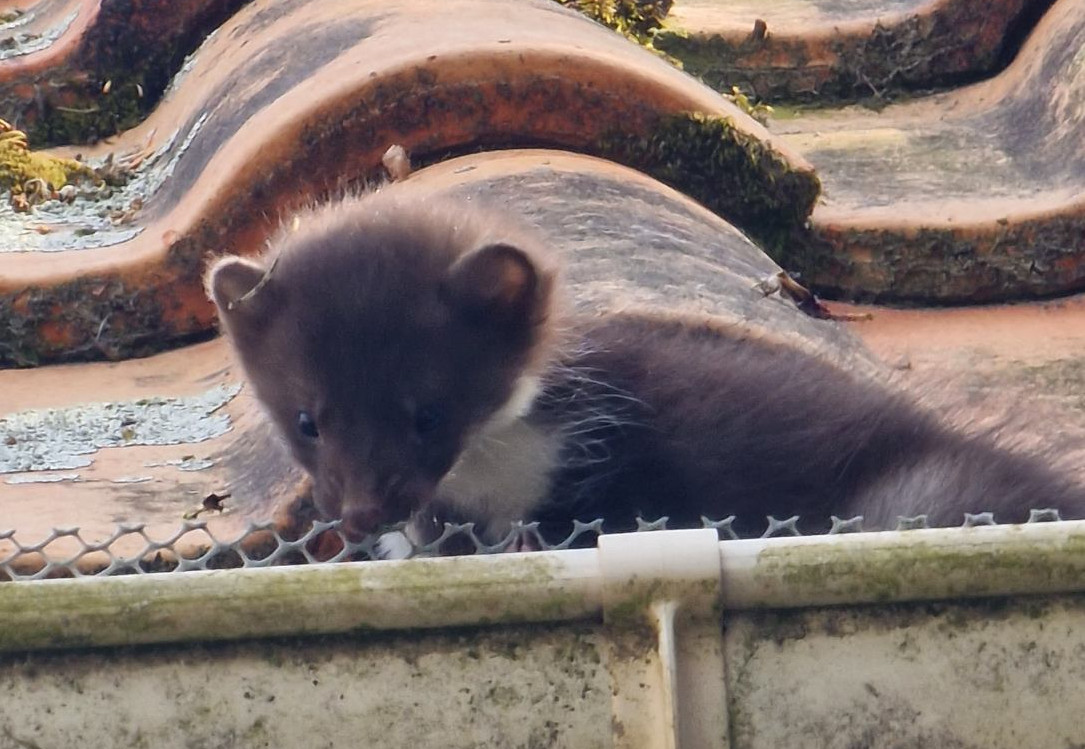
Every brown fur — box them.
[526,313,1085,540]
[209,189,560,533]
[208,191,1085,542]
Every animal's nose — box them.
[340,501,387,539]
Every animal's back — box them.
[208,191,1085,546]
[531,313,1085,538]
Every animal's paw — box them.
[374,531,414,560]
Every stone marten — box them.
[207,189,1085,547]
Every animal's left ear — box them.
[206,256,275,315]
[444,243,550,327]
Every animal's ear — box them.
[206,256,276,323]
[445,243,550,327]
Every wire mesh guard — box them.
[0,508,1067,582]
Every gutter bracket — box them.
[599,528,728,749]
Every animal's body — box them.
[207,190,1085,546]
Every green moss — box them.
[597,112,820,248]
[31,78,149,147]
[655,10,1007,107]
[797,211,1085,303]
[0,126,95,192]
[553,0,684,65]
[18,0,249,146]
[726,85,773,125]
[652,31,817,104]
[554,0,672,41]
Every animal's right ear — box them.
[444,243,551,329]
[206,256,276,323]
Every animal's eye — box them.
[296,411,319,440]
[414,404,444,436]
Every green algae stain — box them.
[752,530,1085,606]
[373,554,594,625]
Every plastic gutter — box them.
[4,523,1085,748]
[6,523,1085,653]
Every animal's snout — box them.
[314,465,438,539]
[340,501,389,539]
[311,474,389,537]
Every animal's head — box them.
[207,192,560,535]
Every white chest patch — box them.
[485,375,542,430]
[436,378,562,543]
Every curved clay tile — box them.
[0,0,817,368]
[0,0,248,145]
[0,150,861,577]
[772,0,1085,302]
[656,0,1051,102]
